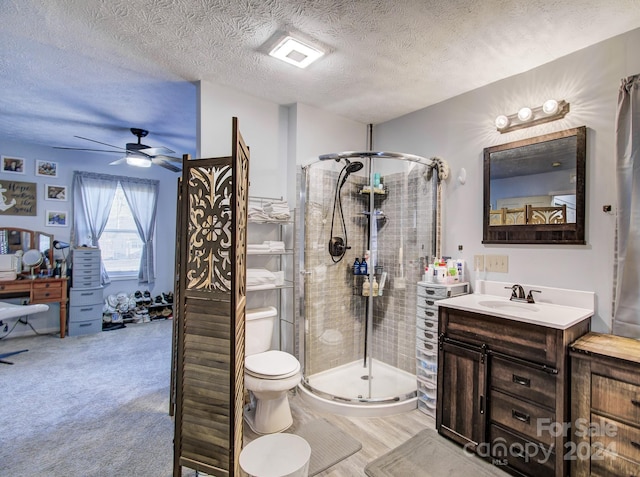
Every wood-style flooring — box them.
[243,391,435,477]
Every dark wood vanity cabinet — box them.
[570,332,640,477]
[437,306,591,477]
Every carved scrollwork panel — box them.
[185,164,233,292]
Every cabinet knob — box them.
[511,409,530,424]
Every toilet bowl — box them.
[245,308,301,435]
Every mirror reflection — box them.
[489,135,577,226]
[483,126,586,245]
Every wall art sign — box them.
[1,156,26,175]
[36,160,58,177]
[0,180,37,216]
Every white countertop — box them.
[437,293,594,330]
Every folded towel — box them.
[247,268,277,287]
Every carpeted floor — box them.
[0,320,182,477]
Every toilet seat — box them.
[245,350,300,379]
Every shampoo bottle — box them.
[353,258,360,275]
[372,277,379,296]
[359,257,368,275]
[362,276,370,296]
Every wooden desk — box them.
[0,277,68,338]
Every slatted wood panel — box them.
[174,118,249,477]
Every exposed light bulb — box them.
[495,115,510,129]
[542,99,559,115]
[517,107,533,122]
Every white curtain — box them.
[613,74,640,338]
[72,172,160,286]
[121,179,159,286]
[72,172,117,284]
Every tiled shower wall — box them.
[301,162,436,378]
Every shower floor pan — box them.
[298,358,417,417]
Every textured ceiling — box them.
[1,0,639,159]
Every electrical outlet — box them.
[474,255,485,272]
[485,254,509,273]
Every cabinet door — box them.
[437,339,487,450]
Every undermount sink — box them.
[478,300,539,313]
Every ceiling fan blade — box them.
[74,135,126,151]
[140,146,175,156]
[53,146,122,153]
[154,154,182,163]
[152,157,182,172]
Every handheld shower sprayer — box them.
[328,159,364,261]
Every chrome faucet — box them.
[505,284,541,303]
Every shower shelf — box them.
[359,186,388,195]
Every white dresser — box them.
[68,248,103,336]
[416,281,469,417]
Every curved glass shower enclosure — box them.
[298,151,441,413]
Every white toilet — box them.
[244,306,301,435]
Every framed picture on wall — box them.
[1,156,26,174]
[45,210,68,227]
[36,160,58,177]
[45,184,67,201]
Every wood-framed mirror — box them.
[0,227,55,267]
[483,126,586,244]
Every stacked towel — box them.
[248,205,271,222]
[264,200,290,220]
[247,268,277,290]
[247,241,286,253]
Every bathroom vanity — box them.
[570,332,640,476]
[436,283,594,477]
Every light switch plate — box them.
[474,255,485,272]
[485,254,508,273]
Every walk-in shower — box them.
[298,150,445,416]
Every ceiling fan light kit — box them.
[54,128,182,172]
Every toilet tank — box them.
[245,306,278,356]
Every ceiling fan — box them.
[55,128,182,172]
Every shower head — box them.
[345,160,364,174]
[339,160,364,189]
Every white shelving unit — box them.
[247,197,295,354]
[415,281,469,417]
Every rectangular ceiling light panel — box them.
[269,36,324,68]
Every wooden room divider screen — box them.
[173,118,249,477]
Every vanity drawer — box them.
[416,295,440,310]
[32,281,63,301]
[590,413,640,464]
[0,281,30,293]
[592,374,640,425]
[490,389,556,447]
[440,307,558,366]
[489,424,556,477]
[490,355,556,409]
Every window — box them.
[100,185,143,277]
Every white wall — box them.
[0,139,179,336]
[197,81,289,199]
[374,27,640,332]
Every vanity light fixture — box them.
[269,35,324,69]
[495,99,570,133]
